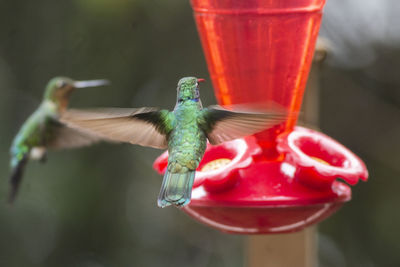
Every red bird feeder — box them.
[154,0,368,234]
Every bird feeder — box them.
[154,0,368,234]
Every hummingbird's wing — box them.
[60,108,174,149]
[199,105,286,145]
[45,119,107,149]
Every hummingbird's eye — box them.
[57,80,67,88]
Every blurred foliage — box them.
[0,0,398,267]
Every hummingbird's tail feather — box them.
[8,154,29,204]
[158,170,195,208]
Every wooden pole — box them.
[247,227,318,267]
[246,37,328,267]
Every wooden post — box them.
[246,38,328,267]
[247,227,318,267]
[300,37,329,128]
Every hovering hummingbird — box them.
[9,77,110,203]
[61,77,285,208]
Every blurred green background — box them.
[0,0,399,266]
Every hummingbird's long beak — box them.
[73,79,110,88]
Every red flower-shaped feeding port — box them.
[153,127,368,234]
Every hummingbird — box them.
[9,77,110,203]
[61,77,285,208]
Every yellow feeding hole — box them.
[311,156,330,166]
[201,158,232,171]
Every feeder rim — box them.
[186,195,350,208]
[192,5,325,15]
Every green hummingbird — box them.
[61,77,284,208]
[9,77,110,203]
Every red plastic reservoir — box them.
[192,0,324,152]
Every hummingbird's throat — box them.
[178,97,199,103]
[178,87,200,103]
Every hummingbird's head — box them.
[44,77,109,111]
[177,77,205,103]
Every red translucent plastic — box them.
[153,0,369,234]
[192,0,324,151]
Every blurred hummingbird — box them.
[61,77,285,208]
[9,77,110,203]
